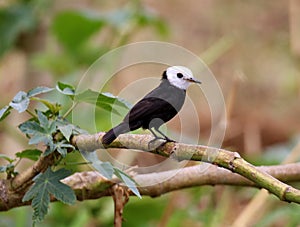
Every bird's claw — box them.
[147,136,175,150]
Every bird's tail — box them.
[102,122,129,144]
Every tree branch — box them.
[1,132,300,212]
[72,133,300,203]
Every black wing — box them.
[124,97,180,130]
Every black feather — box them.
[101,74,186,144]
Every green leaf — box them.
[0,163,15,174]
[16,149,42,161]
[56,118,88,136]
[22,167,76,223]
[79,149,114,179]
[19,112,56,145]
[27,86,54,97]
[44,141,74,157]
[30,97,62,116]
[52,10,104,52]
[9,91,30,113]
[0,105,12,122]
[56,81,75,96]
[75,89,131,115]
[0,165,6,172]
[0,5,36,56]
[0,153,14,163]
[114,168,141,198]
[58,124,73,141]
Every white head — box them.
[164,66,201,90]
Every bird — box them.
[101,66,201,145]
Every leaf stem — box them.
[26,109,37,118]
[63,102,78,119]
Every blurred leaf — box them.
[0,4,36,56]
[0,105,12,122]
[22,167,76,223]
[16,149,42,161]
[114,168,141,198]
[56,81,75,96]
[31,51,76,76]
[52,10,104,52]
[0,163,15,173]
[27,86,54,97]
[0,153,14,163]
[9,91,30,113]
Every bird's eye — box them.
[177,73,183,78]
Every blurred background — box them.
[1,0,300,226]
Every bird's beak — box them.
[186,78,202,84]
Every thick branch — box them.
[1,162,300,211]
[72,133,300,203]
[1,133,300,211]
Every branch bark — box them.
[73,133,300,203]
[1,132,300,212]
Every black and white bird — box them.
[101,66,201,145]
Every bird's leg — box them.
[155,128,175,142]
[148,128,164,141]
[148,128,165,149]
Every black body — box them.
[101,74,186,144]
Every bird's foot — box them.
[148,136,175,150]
[148,137,164,150]
[164,136,175,143]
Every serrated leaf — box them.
[58,124,73,141]
[9,91,30,113]
[37,111,49,128]
[44,141,74,157]
[27,86,54,97]
[19,113,56,146]
[19,120,43,134]
[0,105,11,121]
[56,118,88,136]
[79,149,114,179]
[16,149,42,161]
[23,168,75,222]
[114,168,141,198]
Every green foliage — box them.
[52,11,105,53]
[19,111,56,145]
[0,3,36,56]
[0,82,140,223]
[75,89,132,116]
[56,81,75,96]
[0,86,54,122]
[16,149,43,161]
[0,154,17,178]
[9,91,30,113]
[22,167,76,223]
[80,149,141,198]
